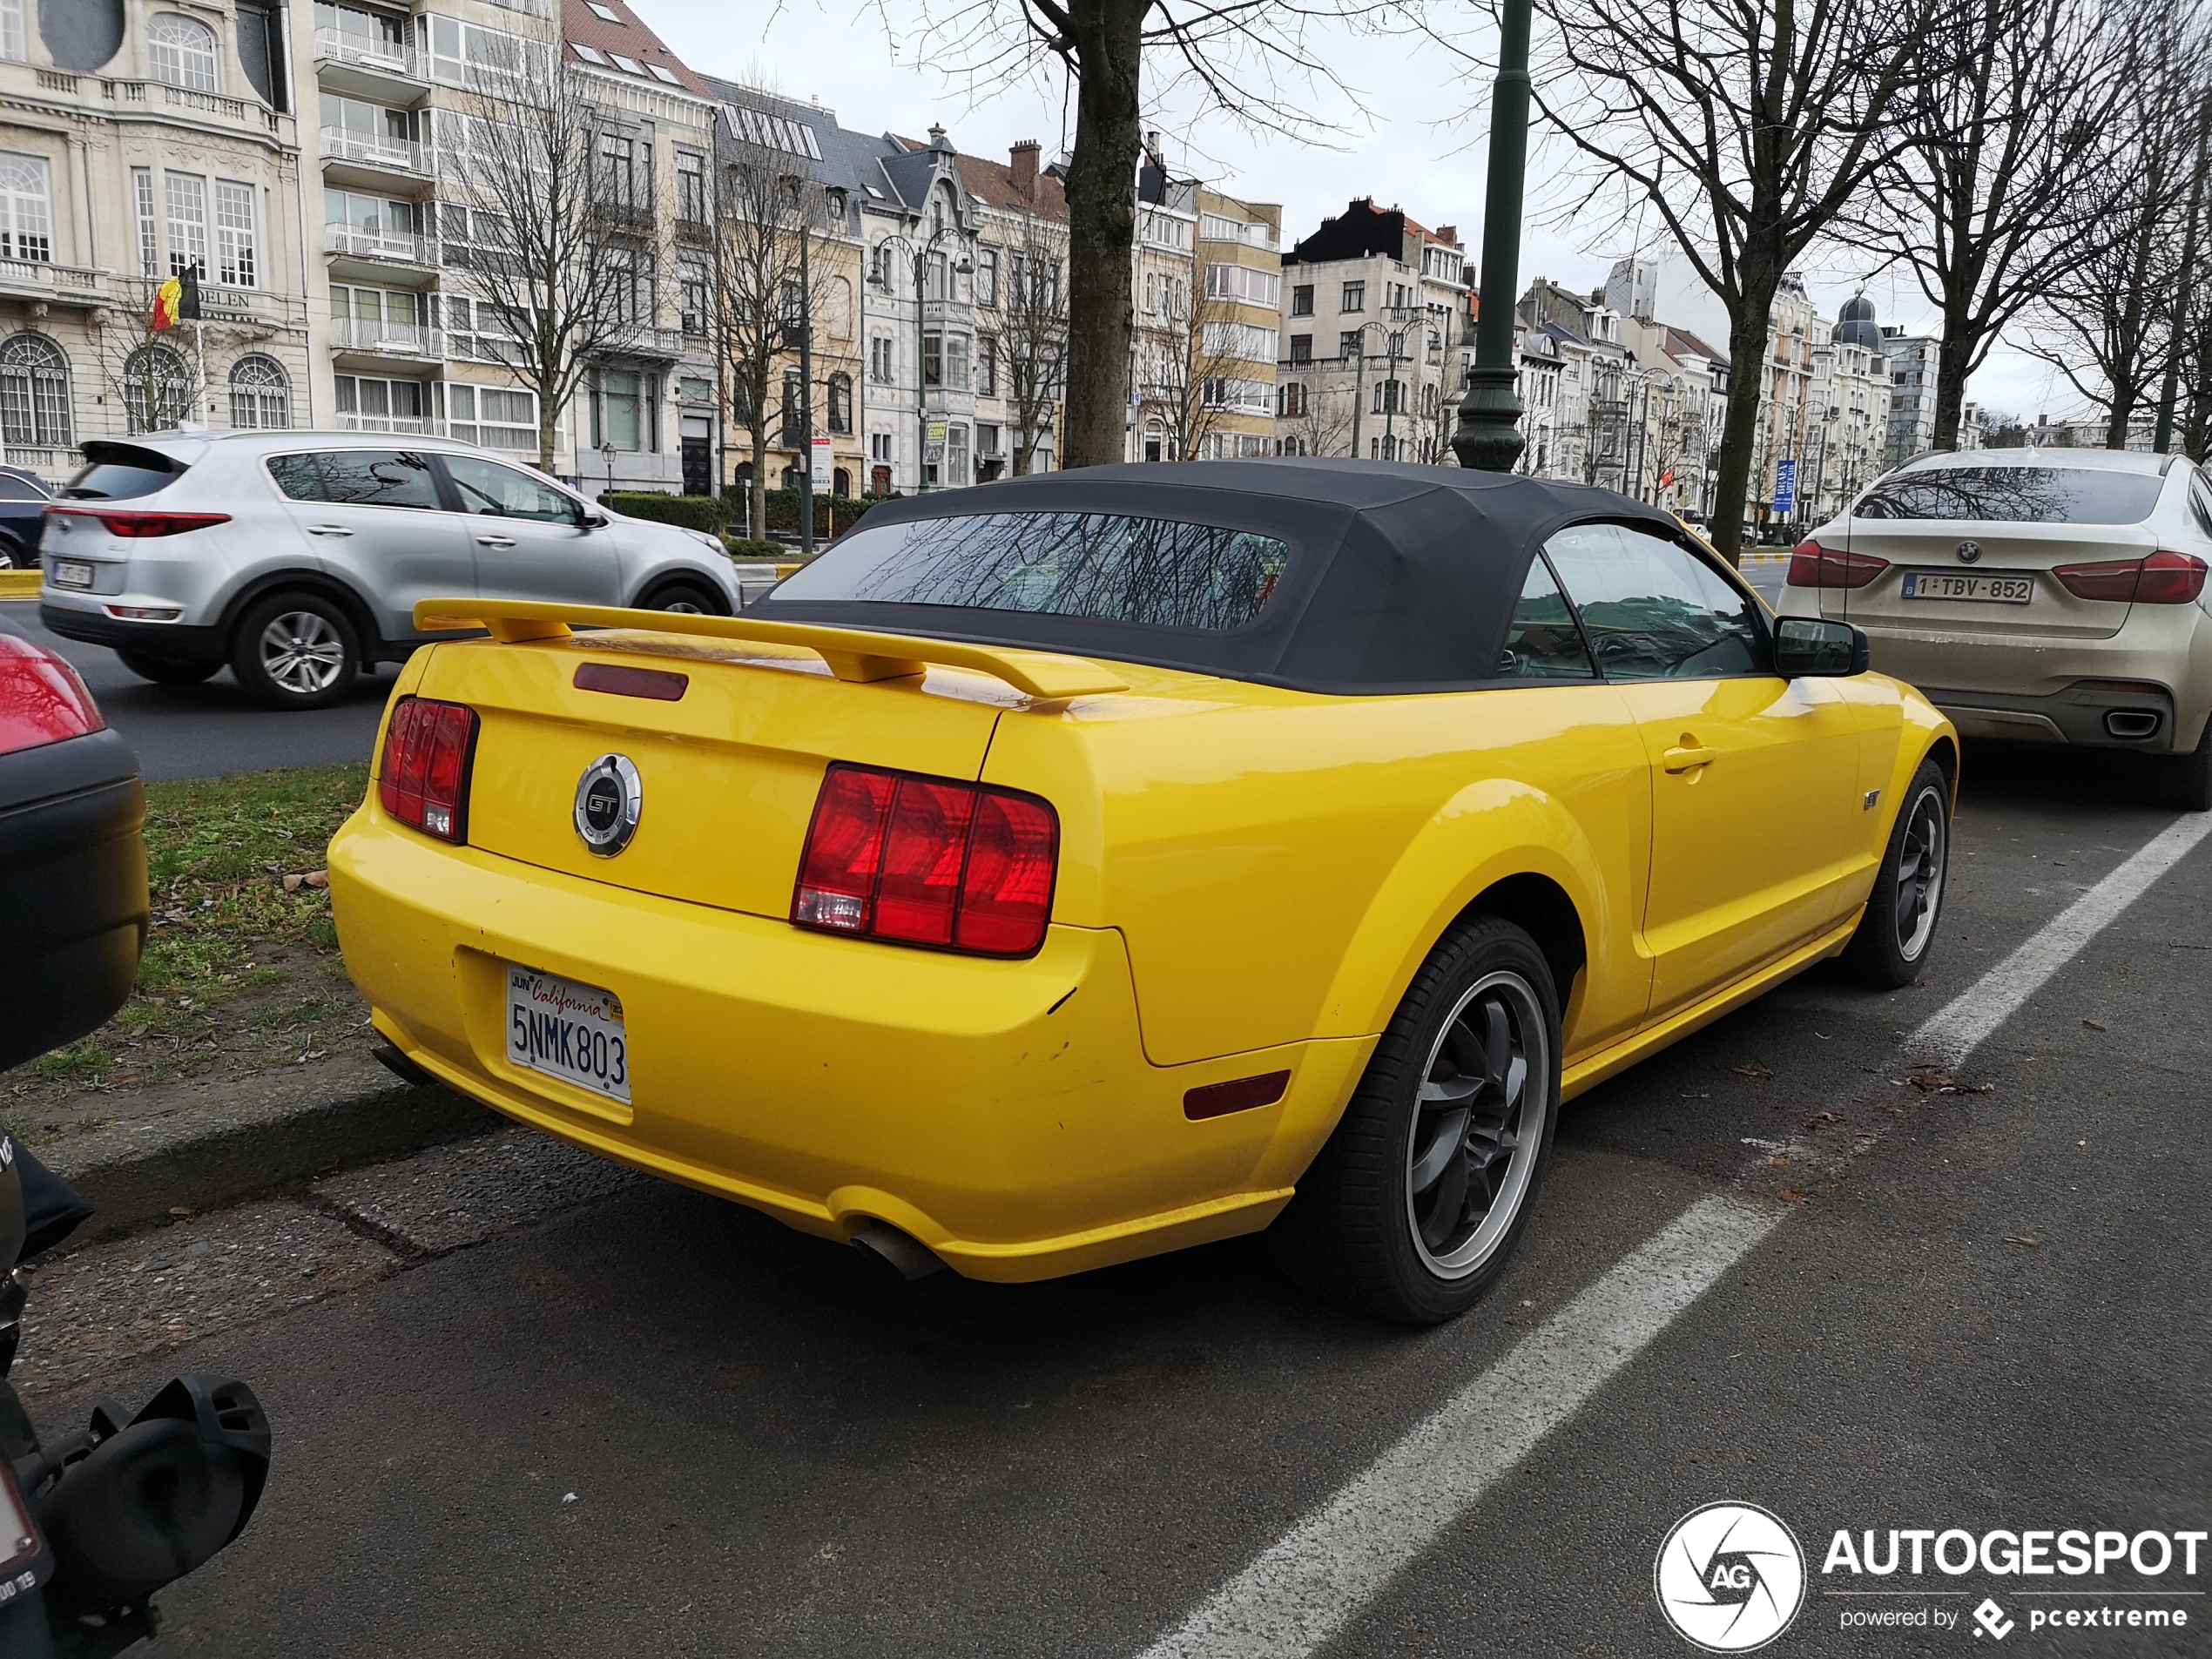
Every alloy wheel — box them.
[1894,786,1946,961]
[259,610,348,696]
[1404,971,1549,1278]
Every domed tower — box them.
[1836,292,1880,351]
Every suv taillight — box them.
[2054,550,2209,605]
[792,764,1058,957]
[377,697,477,842]
[44,506,231,537]
[1785,540,1888,589]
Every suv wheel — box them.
[231,593,360,711]
[640,581,725,616]
[117,651,221,687]
[2147,716,2212,813]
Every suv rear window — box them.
[62,443,186,501]
[772,510,1291,631]
[1854,467,2163,524]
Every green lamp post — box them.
[1452,0,1534,473]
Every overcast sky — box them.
[645,0,2076,422]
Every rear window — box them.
[1854,467,2163,524]
[62,443,185,502]
[772,511,1291,631]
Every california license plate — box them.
[505,964,630,1103]
[49,560,92,590]
[1901,570,2033,604]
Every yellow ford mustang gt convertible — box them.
[330,460,1956,1324]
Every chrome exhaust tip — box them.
[2106,710,2161,740]
[851,1222,949,1281]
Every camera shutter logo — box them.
[574,753,643,857]
[1956,539,1983,564]
[1655,1502,1806,1652]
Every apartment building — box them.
[1881,327,1984,468]
[1276,198,1468,462]
[0,0,308,482]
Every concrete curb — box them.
[44,1068,499,1246]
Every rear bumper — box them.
[1922,681,2190,752]
[327,810,1369,1281]
[38,600,226,665]
[0,730,148,1072]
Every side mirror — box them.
[1775,617,1870,678]
[579,508,610,530]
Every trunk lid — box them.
[1818,519,2155,642]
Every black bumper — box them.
[37,604,226,665]
[0,729,148,1073]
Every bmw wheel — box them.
[1840,757,1950,988]
[230,593,360,711]
[2146,716,2212,813]
[1268,914,1560,1325]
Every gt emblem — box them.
[574,753,643,857]
[1955,539,1982,564]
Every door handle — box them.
[1662,743,1717,773]
[306,524,354,536]
[475,534,516,549]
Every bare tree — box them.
[1858,0,2119,452]
[978,210,1070,475]
[1136,282,1252,460]
[1275,377,1356,455]
[1488,0,1933,563]
[434,21,645,472]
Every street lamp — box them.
[877,222,974,496]
[1347,316,1411,461]
[1452,0,1534,472]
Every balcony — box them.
[323,222,436,265]
[3,447,77,479]
[0,257,110,308]
[320,127,430,177]
[97,78,293,140]
[601,202,656,237]
[333,413,444,437]
[599,321,684,360]
[313,29,426,84]
[329,318,445,360]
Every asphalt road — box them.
[0,600,393,782]
[15,740,2206,1657]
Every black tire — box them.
[639,580,725,617]
[1267,915,1561,1325]
[228,592,360,711]
[1839,758,1950,988]
[115,650,221,686]
[0,533,23,570]
[2145,715,2212,813]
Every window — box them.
[1542,523,1763,681]
[333,374,430,431]
[1341,280,1366,313]
[776,511,1291,631]
[570,43,607,65]
[976,250,998,307]
[1853,467,2164,525]
[1291,284,1313,317]
[587,1,620,18]
[1496,554,1595,680]
[124,344,192,433]
[428,17,539,86]
[676,149,706,225]
[946,334,970,392]
[679,260,707,335]
[0,333,69,446]
[163,172,207,276]
[441,294,517,364]
[976,336,996,397]
[648,63,681,85]
[446,383,536,449]
[923,330,942,388]
[871,432,892,462]
[870,336,893,383]
[599,369,644,449]
[724,103,822,160]
[317,4,406,56]
[0,154,50,264]
[149,13,219,91]
[597,134,647,210]
[1202,320,1278,362]
[945,421,968,486]
[2192,472,2212,539]
[326,189,419,239]
[215,180,257,287]
[1372,379,1405,415]
[1339,332,1362,361]
[869,242,893,287]
[609,52,644,75]
[1277,381,1307,418]
[1204,264,1278,308]
[1200,377,1270,412]
[133,168,157,274]
[1289,334,1312,365]
[446,455,577,522]
[0,0,20,63]
[269,449,439,507]
[226,354,290,428]
[827,372,852,435]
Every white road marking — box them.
[1910,810,2212,1067]
[1133,1197,1781,1659]
[1136,809,2212,1659]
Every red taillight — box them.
[1785,540,1888,589]
[0,634,103,758]
[792,764,1058,958]
[377,697,477,841]
[2054,550,2208,605]
[44,506,231,538]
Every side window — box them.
[1542,523,1764,681]
[1497,553,1595,680]
[2191,472,2212,540]
[444,455,578,524]
[0,475,44,501]
[266,453,324,501]
[306,450,439,509]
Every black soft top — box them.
[757,459,1685,694]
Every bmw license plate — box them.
[1901,570,2033,604]
[49,560,92,590]
[505,964,630,1103]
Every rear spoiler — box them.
[412,598,1130,701]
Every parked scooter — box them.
[0,1136,268,1657]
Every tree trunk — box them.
[747,413,769,540]
[1710,270,1781,568]
[1930,319,1979,454]
[1058,0,1144,470]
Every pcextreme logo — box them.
[1656,1502,1809,1652]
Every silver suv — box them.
[37,430,743,710]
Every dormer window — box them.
[150,12,219,91]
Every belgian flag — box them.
[150,268,200,332]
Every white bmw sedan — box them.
[1778,448,2212,810]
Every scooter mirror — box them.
[0,1138,27,1279]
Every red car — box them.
[0,630,145,1071]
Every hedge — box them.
[604,489,896,540]
[742,488,894,536]
[598,492,727,534]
